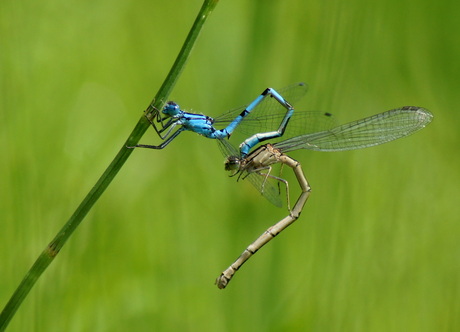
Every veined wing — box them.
[261,110,336,139]
[241,167,283,207]
[274,106,433,152]
[213,82,308,136]
[217,139,283,207]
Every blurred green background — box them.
[1,0,458,331]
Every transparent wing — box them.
[214,82,308,136]
[274,107,433,153]
[225,110,338,155]
[217,136,239,158]
[217,139,283,207]
[269,110,337,141]
[239,168,283,207]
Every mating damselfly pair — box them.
[129,82,433,289]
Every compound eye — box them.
[224,156,240,171]
[163,101,180,116]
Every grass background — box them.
[1,0,458,331]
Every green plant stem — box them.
[0,0,219,330]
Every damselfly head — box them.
[224,156,241,174]
[162,101,181,117]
